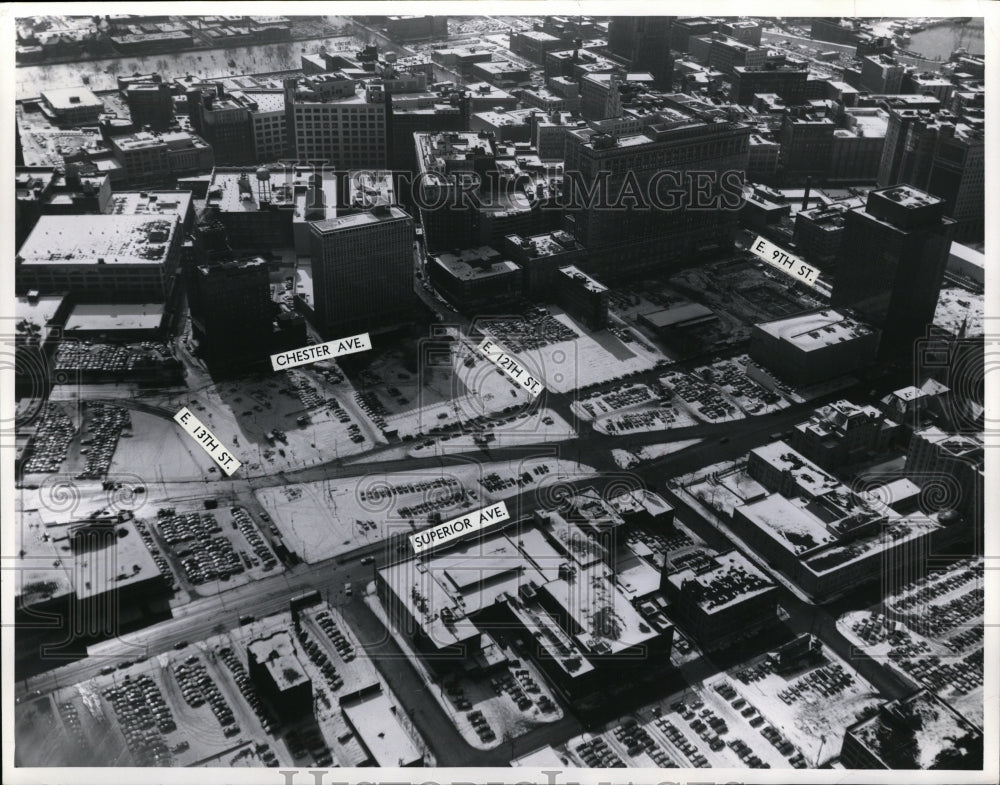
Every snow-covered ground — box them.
[478,308,669,394]
[723,644,883,765]
[169,366,387,477]
[934,286,984,337]
[380,336,534,439]
[611,440,703,469]
[836,557,984,727]
[255,458,599,563]
[16,34,360,99]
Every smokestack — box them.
[802,176,811,210]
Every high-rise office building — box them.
[779,110,835,184]
[833,185,955,359]
[126,81,175,131]
[859,54,907,94]
[284,74,388,170]
[563,114,749,277]
[309,205,414,337]
[607,16,674,89]
[188,85,256,166]
[731,63,809,105]
[877,110,984,241]
[189,258,274,371]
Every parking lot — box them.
[659,370,745,424]
[169,366,387,477]
[572,382,657,421]
[437,656,564,750]
[724,640,882,766]
[478,306,669,393]
[694,354,792,415]
[54,341,176,379]
[137,503,281,597]
[22,402,75,474]
[27,649,280,768]
[838,557,984,726]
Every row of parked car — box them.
[574,735,625,767]
[231,506,277,571]
[103,675,175,766]
[656,717,708,768]
[314,610,356,661]
[294,618,345,693]
[218,646,276,734]
[173,656,240,738]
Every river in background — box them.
[907,18,985,61]
[15,34,360,100]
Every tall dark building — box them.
[668,17,718,52]
[563,116,749,278]
[126,82,175,131]
[779,110,835,185]
[877,110,984,241]
[732,63,809,105]
[309,205,415,338]
[188,85,256,166]
[608,16,674,89]
[189,258,274,372]
[833,185,955,360]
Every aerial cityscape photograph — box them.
[3,3,995,782]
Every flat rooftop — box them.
[665,550,775,613]
[247,631,309,691]
[756,310,874,352]
[114,129,210,152]
[539,509,608,569]
[16,293,68,345]
[244,90,285,114]
[507,230,582,258]
[607,488,674,519]
[348,170,395,210]
[18,515,162,605]
[557,265,606,293]
[875,184,943,209]
[473,61,529,74]
[18,214,178,266]
[64,303,165,333]
[564,488,625,529]
[378,530,555,650]
[41,86,103,110]
[465,81,515,98]
[641,302,716,328]
[432,248,519,281]
[912,426,983,461]
[106,190,192,218]
[738,493,838,555]
[517,30,561,42]
[207,167,338,217]
[310,205,410,234]
[751,441,842,498]
[342,691,422,767]
[541,575,660,656]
